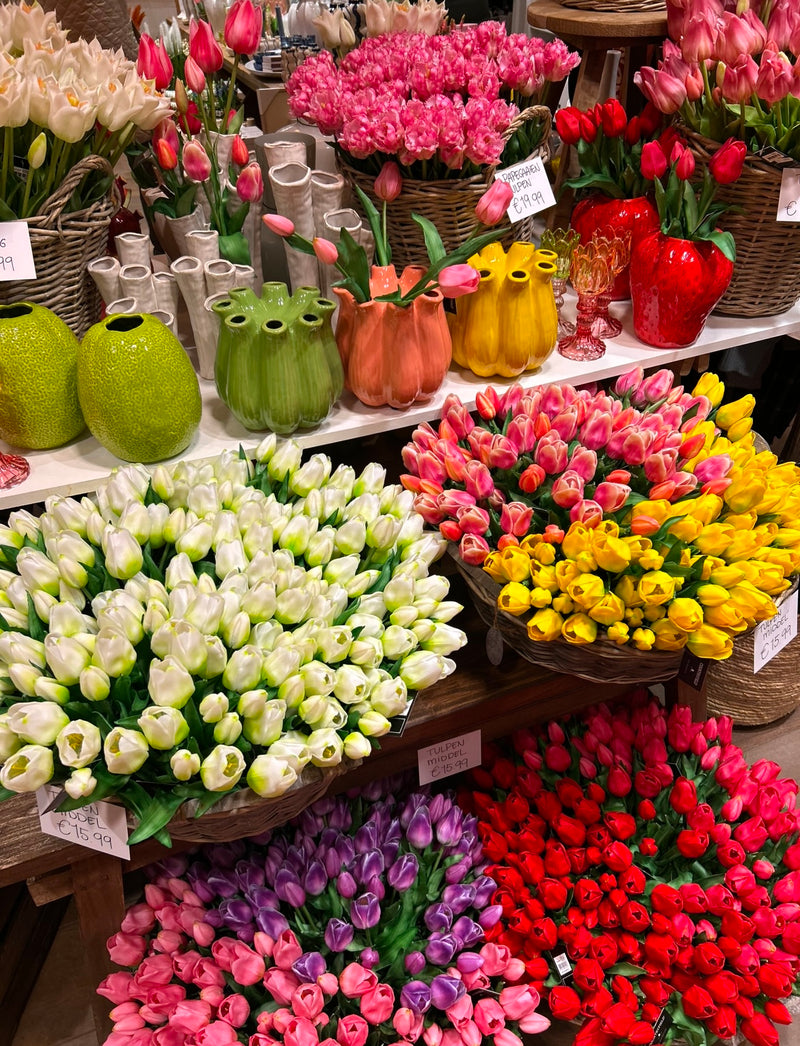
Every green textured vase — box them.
[213,283,343,434]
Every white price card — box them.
[776,169,800,222]
[36,784,130,859]
[0,221,36,281]
[753,588,798,673]
[493,157,556,222]
[418,729,482,785]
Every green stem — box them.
[739,101,746,142]
[381,200,387,264]
[1,126,13,205]
[222,54,241,131]
[107,123,136,168]
[19,167,35,218]
[206,79,218,134]
[40,135,63,201]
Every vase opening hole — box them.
[230,315,247,325]
[265,319,284,331]
[423,291,439,300]
[479,269,491,279]
[106,315,144,333]
[302,313,320,324]
[316,298,334,309]
[511,270,527,279]
[0,304,33,319]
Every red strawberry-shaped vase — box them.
[630,231,734,349]
[571,194,660,301]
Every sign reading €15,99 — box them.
[0,221,37,281]
[494,157,556,223]
[753,588,798,673]
[36,783,130,859]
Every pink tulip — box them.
[499,984,541,1021]
[313,237,339,266]
[634,66,687,113]
[264,968,302,1005]
[474,999,506,1036]
[170,999,213,1034]
[361,984,396,1025]
[141,984,187,1022]
[263,213,296,237]
[423,1025,443,1046]
[224,0,262,54]
[417,451,447,485]
[111,1013,146,1032]
[716,9,766,65]
[517,1012,551,1034]
[231,134,250,166]
[319,973,339,995]
[488,435,519,470]
[285,1016,321,1046]
[569,499,602,525]
[475,180,513,225]
[337,1015,370,1046]
[459,1021,482,1046]
[292,984,325,1020]
[438,264,480,298]
[549,406,579,442]
[394,1008,425,1041]
[579,409,612,451]
[567,445,597,482]
[442,396,475,438]
[121,904,157,935]
[694,454,732,482]
[274,930,303,969]
[475,387,500,420]
[438,489,476,515]
[194,1021,239,1044]
[440,440,468,482]
[137,34,174,90]
[767,0,799,50]
[183,55,206,94]
[551,470,585,509]
[635,367,673,404]
[230,944,265,986]
[152,930,183,955]
[534,432,568,474]
[183,140,212,183]
[721,54,759,103]
[463,460,495,500]
[593,482,631,513]
[374,161,403,202]
[189,17,224,74]
[457,504,490,536]
[493,1030,523,1046]
[339,963,378,999]
[506,415,536,454]
[499,501,532,537]
[681,12,718,62]
[236,161,264,203]
[643,449,678,484]
[756,44,795,105]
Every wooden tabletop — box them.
[527,0,668,46]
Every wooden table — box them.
[0,594,705,1043]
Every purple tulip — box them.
[354,824,379,854]
[324,918,355,952]
[219,897,254,931]
[442,884,475,915]
[328,800,352,831]
[274,868,306,908]
[304,860,328,896]
[247,886,280,910]
[387,852,419,892]
[456,952,484,974]
[248,829,273,847]
[206,841,246,868]
[157,855,189,877]
[445,858,470,885]
[236,860,266,892]
[472,876,496,908]
[360,947,380,968]
[436,808,463,847]
[429,793,450,824]
[285,845,307,872]
[337,871,358,899]
[404,951,426,975]
[186,866,216,904]
[320,827,339,849]
[478,904,503,930]
[313,795,336,816]
[206,870,240,899]
[359,780,386,802]
[385,818,402,843]
[354,849,384,884]
[324,847,343,879]
[425,932,459,966]
[452,917,483,948]
[336,836,355,868]
[365,875,386,901]
[351,892,381,930]
[264,853,284,884]
[400,980,432,1014]
[381,840,401,867]
[430,975,466,1012]
[298,809,325,836]
[293,951,327,982]
[204,909,223,928]
[255,907,290,938]
[406,807,433,849]
[236,924,255,944]
[400,794,427,829]
[424,903,453,933]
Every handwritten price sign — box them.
[36,784,130,859]
[418,730,482,785]
[777,169,800,223]
[753,588,798,672]
[493,157,555,222]
[0,221,36,280]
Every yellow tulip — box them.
[520,535,544,556]
[615,575,643,607]
[638,548,665,571]
[532,565,560,593]
[527,608,563,642]
[668,517,704,543]
[724,476,768,515]
[724,531,765,561]
[498,582,532,616]
[754,491,788,515]
[483,552,507,584]
[694,523,736,557]
[684,494,724,526]
[755,547,800,577]
[638,570,677,607]
[595,520,621,539]
[686,623,734,660]
[716,394,755,430]
[727,417,754,442]
[630,500,671,524]
[684,420,717,452]
[555,560,582,592]
[588,592,626,626]
[652,618,690,651]
[592,534,631,573]
[754,449,779,470]
[703,603,748,632]
[530,586,553,608]
[735,560,787,595]
[696,584,731,607]
[680,549,698,568]
[699,555,725,580]
[561,613,598,645]
[575,550,599,574]
[720,511,757,532]
[622,536,653,562]
[667,597,704,632]
[607,621,630,645]
[643,604,666,622]
[532,542,556,566]
[693,371,725,406]
[631,627,655,651]
[709,563,746,587]
[496,546,533,583]
[552,594,575,615]
[562,524,592,561]
[625,607,644,627]
[728,582,777,620]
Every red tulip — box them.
[231,135,250,166]
[184,55,206,94]
[189,17,224,74]
[675,147,696,180]
[709,137,748,185]
[676,829,709,858]
[154,137,178,171]
[224,0,262,56]
[640,141,668,181]
[475,180,513,226]
[741,1013,780,1046]
[374,161,403,202]
[599,98,627,138]
[548,985,581,1020]
[669,776,697,814]
[555,106,582,146]
[311,236,339,266]
[137,34,173,91]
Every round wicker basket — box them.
[339,106,552,270]
[706,580,800,726]
[683,128,800,317]
[560,0,664,9]
[449,548,683,685]
[0,155,117,338]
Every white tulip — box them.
[369,677,409,718]
[213,712,242,744]
[92,630,137,678]
[306,728,343,767]
[17,547,60,595]
[277,673,305,709]
[0,715,21,761]
[342,493,381,524]
[163,508,188,545]
[44,633,92,684]
[357,709,392,737]
[64,767,97,800]
[147,656,195,708]
[262,646,300,687]
[104,727,149,774]
[357,592,388,617]
[215,539,248,579]
[222,647,263,693]
[333,664,369,705]
[79,665,111,702]
[183,592,225,635]
[347,613,385,639]
[146,503,170,548]
[176,520,213,561]
[431,601,464,623]
[199,692,229,724]
[327,464,356,499]
[345,570,379,598]
[247,754,297,798]
[117,502,151,545]
[7,701,69,745]
[267,440,303,482]
[354,462,386,497]
[237,688,267,719]
[0,632,46,668]
[348,636,383,668]
[241,581,277,623]
[243,522,274,561]
[138,706,190,750]
[103,466,149,514]
[314,626,353,664]
[421,623,468,656]
[170,749,201,782]
[255,433,277,463]
[102,527,144,580]
[143,598,170,635]
[0,745,53,792]
[242,700,286,745]
[8,662,43,696]
[55,719,102,768]
[34,676,71,705]
[274,588,312,625]
[343,732,372,760]
[200,745,245,791]
[46,495,91,537]
[250,620,283,652]
[267,731,311,772]
[202,635,228,678]
[399,651,456,690]
[9,508,41,541]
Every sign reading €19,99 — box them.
[494,157,556,223]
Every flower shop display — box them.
[98,777,552,1044]
[213,285,344,434]
[400,365,800,682]
[630,136,743,348]
[77,313,202,463]
[466,692,800,1046]
[0,303,85,451]
[540,228,580,340]
[634,0,800,316]
[360,0,447,37]
[449,242,559,379]
[0,2,171,334]
[286,23,579,265]
[555,100,664,300]
[0,441,464,843]
[556,235,623,363]
[264,176,513,410]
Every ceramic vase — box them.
[571,194,660,300]
[268,162,319,291]
[450,242,559,377]
[630,231,734,349]
[213,283,343,434]
[333,265,452,410]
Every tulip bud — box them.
[247,753,297,797]
[44,633,92,685]
[344,731,373,759]
[213,712,243,744]
[0,744,54,792]
[243,701,286,745]
[199,692,229,724]
[475,180,513,225]
[374,161,403,203]
[400,651,455,690]
[17,548,60,596]
[7,701,70,745]
[358,709,392,737]
[200,744,245,791]
[335,520,367,556]
[171,749,201,781]
[78,665,111,703]
[104,728,149,774]
[64,767,97,800]
[101,527,144,580]
[148,656,196,709]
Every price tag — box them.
[754,588,798,672]
[652,1009,672,1044]
[549,948,573,982]
[0,221,36,280]
[678,649,709,690]
[418,729,482,785]
[777,169,800,222]
[36,784,130,859]
[388,694,416,737]
[493,157,555,222]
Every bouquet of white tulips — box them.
[0,439,465,844]
[0,1,171,219]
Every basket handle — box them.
[34,154,116,226]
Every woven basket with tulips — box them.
[400,367,800,683]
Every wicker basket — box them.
[706,580,800,726]
[339,106,552,270]
[144,759,358,844]
[0,155,116,338]
[560,0,664,9]
[450,548,683,685]
[683,128,800,317]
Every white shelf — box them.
[2,301,799,510]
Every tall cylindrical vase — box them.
[322,208,362,302]
[87,256,121,306]
[268,162,319,292]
